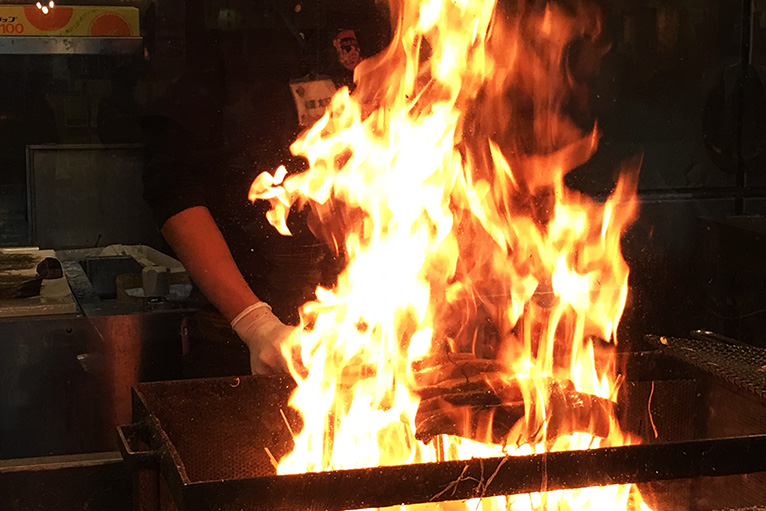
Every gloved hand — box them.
[231,302,294,374]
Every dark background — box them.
[0,0,764,346]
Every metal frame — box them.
[26,143,144,247]
[25,143,159,250]
[172,435,766,511]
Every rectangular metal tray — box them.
[118,373,766,511]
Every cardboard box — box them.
[0,5,139,37]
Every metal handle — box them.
[117,423,159,470]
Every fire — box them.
[250,0,647,509]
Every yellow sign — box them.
[0,5,139,37]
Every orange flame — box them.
[250,0,647,509]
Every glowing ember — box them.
[250,0,647,509]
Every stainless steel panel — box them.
[0,312,187,459]
[0,36,142,55]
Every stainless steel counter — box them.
[0,244,196,459]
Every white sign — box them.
[289,76,337,127]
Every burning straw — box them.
[250,0,647,509]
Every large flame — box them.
[250,0,647,509]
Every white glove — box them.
[231,302,293,374]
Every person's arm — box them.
[161,206,292,373]
[161,205,258,322]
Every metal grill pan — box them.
[118,375,766,511]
